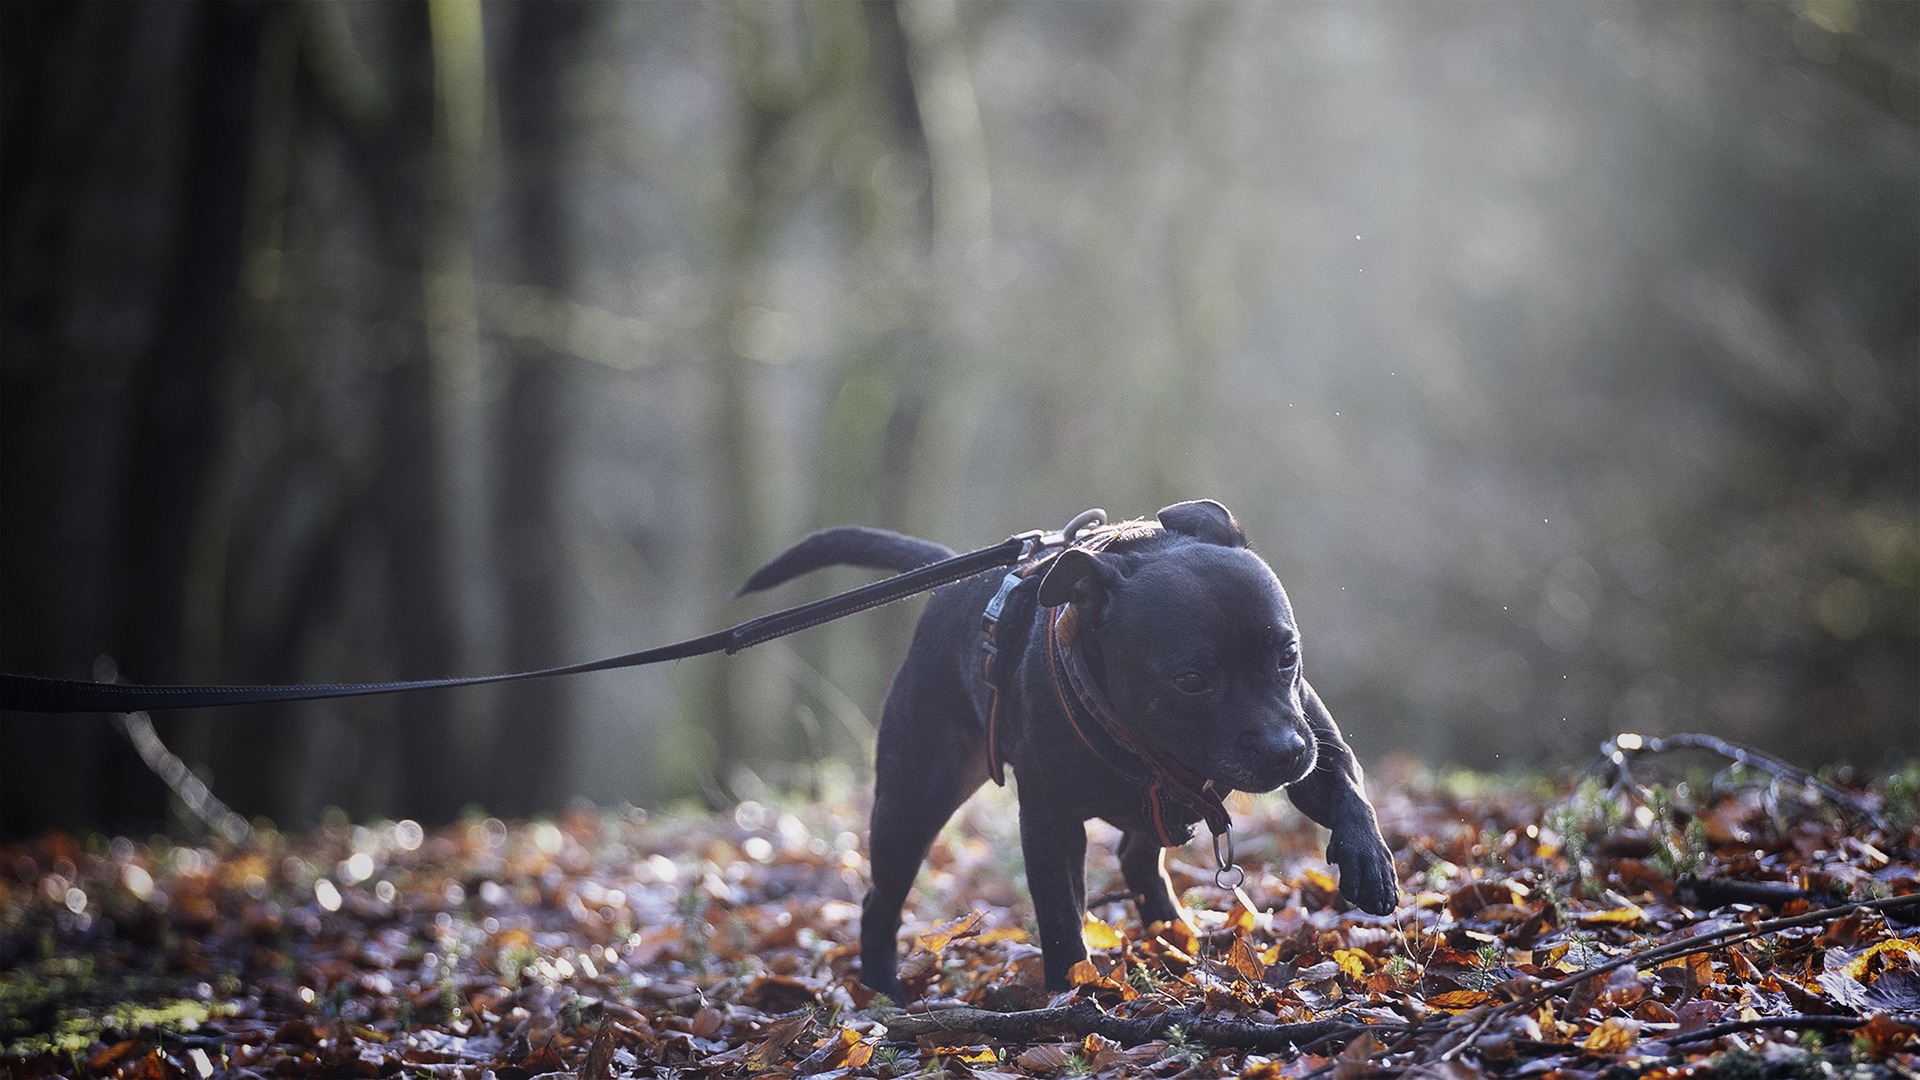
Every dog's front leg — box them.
[1117,830,1184,928]
[1286,679,1400,915]
[1017,787,1090,990]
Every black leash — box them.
[0,525,1059,716]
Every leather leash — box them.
[0,521,1079,716]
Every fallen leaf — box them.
[1854,1013,1920,1059]
[913,909,986,955]
[1578,902,1647,927]
[1015,1043,1074,1071]
[1082,912,1125,950]
[744,1015,809,1071]
[1428,990,1497,1011]
[1580,1016,1641,1054]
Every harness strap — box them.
[0,532,1036,716]
[980,519,1233,847]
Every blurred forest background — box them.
[1,0,1915,837]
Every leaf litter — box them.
[1,748,1915,1078]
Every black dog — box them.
[741,500,1399,996]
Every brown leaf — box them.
[516,1041,565,1074]
[745,1015,810,1071]
[690,1006,724,1040]
[927,1043,998,1065]
[84,1039,144,1071]
[1447,880,1518,918]
[1429,989,1498,1013]
[1014,1043,1074,1071]
[1080,1032,1124,1071]
[1332,1031,1383,1080]
[1226,935,1267,982]
[794,1024,870,1074]
[1580,1016,1641,1055]
[913,909,986,955]
[1854,1013,1920,1059]
[1577,901,1647,927]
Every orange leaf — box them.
[1427,989,1497,1012]
[930,1044,998,1064]
[1226,936,1266,982]
[1579,902,1646,927]
[1845,937,1920,982]
[1855,1013,1920,1060]
[913,909,985,955]
[1334,948,1372,980]
[1580,1016,1641,1054]
[1082,912,1125,950]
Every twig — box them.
[1663,1013,1919,1047]
[1427,893,1920,1062]
[1595,731,1885,830]
[880,1001,1399,1053]
[116,711,252,845]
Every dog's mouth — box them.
[1210,730,1316,794]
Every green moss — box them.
[1,955,219,1057]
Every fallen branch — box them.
[1663,1013,1917,1047]
[117,711,252,846]
[881,1001,1402,1053]
[1595,731,1885,830]
[1428,893,1920,1062]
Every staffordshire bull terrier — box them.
[740,499,1399,996]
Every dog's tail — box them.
[738,526,957,596]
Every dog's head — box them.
[1037,499,1317,795]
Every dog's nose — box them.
[1242,723,1313,780]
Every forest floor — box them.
[2,744,1917,1079]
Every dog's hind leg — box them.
[859,681,989,1000]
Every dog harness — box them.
[979,519,1234,850]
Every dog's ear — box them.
[1037,548,1117,613]
[1157,499,1246,547]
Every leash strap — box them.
[0,532,1035,716]
[979,509,1110,784]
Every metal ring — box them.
[1211,827,1243,890]
[1062,508,1107,545]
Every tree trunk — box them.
[104,0,269,831]
[489,1,589,817]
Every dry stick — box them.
[886,895,1919,1059]
[116,711,252,845]
[1598,731,1885,830]
[881,1000,1402,1054]
[1428,893,1920,1062]
[1663,1013,1919,1048]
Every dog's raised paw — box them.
[1329,835,1401,916]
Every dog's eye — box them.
[1279,644,1300,669]
[1173,671,1211,695]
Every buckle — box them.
[982,569,1026,629]
[1008,507,1108,561]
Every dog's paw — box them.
[1328,833,1400,916]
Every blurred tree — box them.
[489,0,591,816]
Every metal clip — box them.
[1212,826,1245,891]
[1011,508,1108,561]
